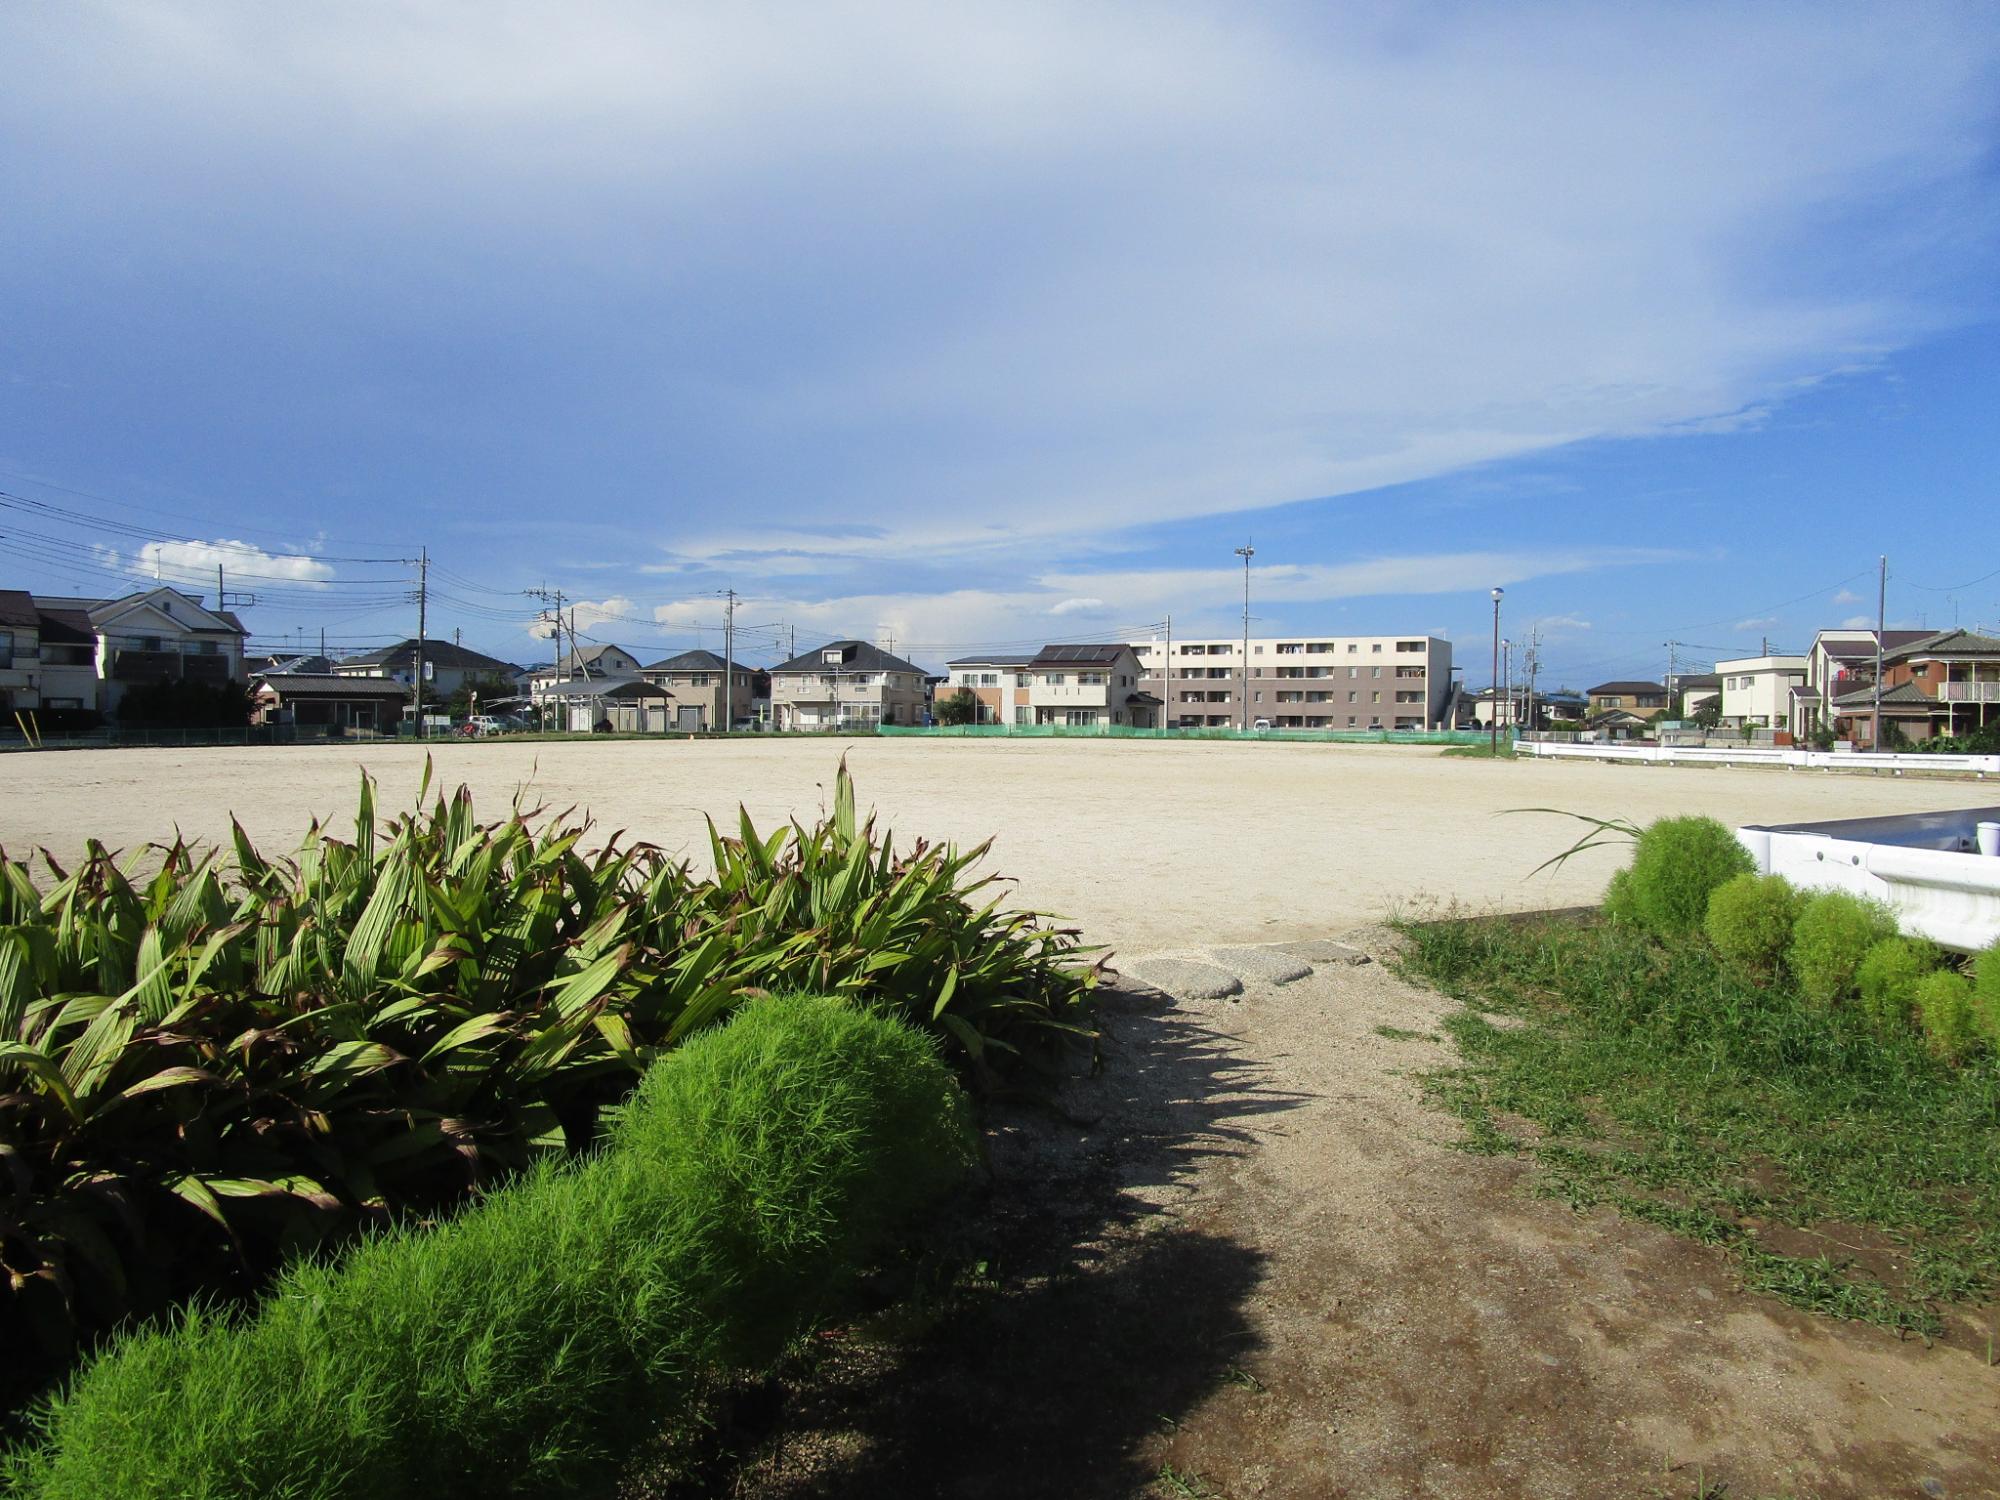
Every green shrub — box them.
[0,761,1086,1400]
[1855,936,1943,1031]
[5,996,974,1500]
[1601,867,1639,924]
[1624,816,1754,938]
[1787,891,1899,1006]
[1914,970,1983,1063]
[1974,944,2000,1045]
[1703,873,1801,975]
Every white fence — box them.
[1522,740,2000,776]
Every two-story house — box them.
[1831,628,2000,745]
[25,588,247,721]
[1714,654,1809,732]
[1026,644,1158,728]
[941,653,1035,724]
[1586,681,1668,718]
[638,649,759,731]
[0,591,42,716]
[333,639,518,702]
[768,641,927,730]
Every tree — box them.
[936,688,980,726]
[1690,697,1722,730]
[445,673,513,719]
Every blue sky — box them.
[2,2,1997,687]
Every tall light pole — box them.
[1235,542,1255,731]
[1489,587,1504,754]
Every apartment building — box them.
[942,653,1035,724]
[1132,634,1453,731]
[768,640,927,730]
[638,649,758,731]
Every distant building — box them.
[252,673,410,734]
[942,653,1035,724]
[1585,680,1668,719]
[1132,634,1453,731]
[4,586,247,721]
[768,640,927,730]
[335,639,518,701]
[1714,654,1809,731]
[638,649,759,731]
[1830,629,2000,744]
[1024,644,1158,728]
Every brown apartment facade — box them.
[1131,634,1454,732]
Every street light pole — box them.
[1235,542,1255,731]
[1489,587,1504,754]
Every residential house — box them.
[247,653,336,677]
[1674,673,1722,718]
[1585,681,1668,719]
[536,677,674,733]
[1831,628,2000,745]
[637,649,759,731]
[252,674,410,734]
[767,641,927,730]
[334,639,519,704]
[1025,645,1158,728]
[1802,628,1932,740]
[22,587,247,721]
[1133,634,1454,731]
[1715,654,1809,732]
[0,591,43,716]
[941,653,1035,724]
[526,642,649,722]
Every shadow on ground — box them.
[680,981,1310,1499]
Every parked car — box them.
[459,715,509,737]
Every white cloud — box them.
[1734,615,1780,631]
[1048,597,1105,616]
[109,538,335,587]
[33,4,1998,555]
[1536,614,1594,633]
[527,594,637,640]
[1841,614,1875,629]
[1833,589,1863,604]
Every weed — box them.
[1854,936,1942,1032]
[1624,817,1754,938]
[1398,912,2000,1336]
[1372,1025,1438,1042]
[1913,970,1982,1063]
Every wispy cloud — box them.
[1734,615,1780,631]
[1833,589,1863,604]
[527,594,637,640]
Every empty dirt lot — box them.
[6,736,1999,1495]
[2,736,1994,953]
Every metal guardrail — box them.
[880,724,1488,744]
[1524,739,1999,775]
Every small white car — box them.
[460,715,508,737]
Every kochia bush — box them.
[1788,891,1899,1007]
[1975,944,2000,1046]
[1855,936,1942,1031]
[1703,873,1802,976]
[1914,970,1983,1063]
[5,997,974,1500]
[1624,816,1755,938]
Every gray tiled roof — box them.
[642,649,746,673]
[771,640,924,676]
[253,674,411,699]
[337,639,518,674]
[1889,628,2000,661]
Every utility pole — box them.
[1525,630,1540,737]
[1489,588,1504,754]
[1235,542,1255,730]
[729,593,739,729]
[524,585,564,732]
[413,547,429,736]
[1163,612,1172,731]
[1872,554,1887,751]
[1502,639,1512,734]
[1665,640,1678,709]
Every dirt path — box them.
[729,937,2000,1499]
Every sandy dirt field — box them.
[9,738,2000,1496]
[2,736,1995,957]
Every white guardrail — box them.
[1522,740,2000,776]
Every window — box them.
[821,649,844,664]
[1254,645,1265,654]
[979,673,998,687]
[1396,640,1423,652]
[1371,643,1382,653]
[1017,673,1030,687]
[1045,673,1065,685]
[1347,691,1357,703]
[689,673,712,686]
[1078,672,1106,685]
[1371,691,1381,703]
[0,630,11,660]
[1370,666,1382,678]
[1277,642,1303,654]
[1015,706,1030,724]
[1346,644,1358,654]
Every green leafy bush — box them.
[1914,970,1982,1063]
[1702,873,1801,975]
[1975,944,2000,1046]
[1601,867,1639,925]
[1787,891,1899,1006]
[1855,936,1942,1030]
[1624,816,1754,938]
[4,996,974,1500]
[0,761,1090,1403]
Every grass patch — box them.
[1439,741,1518,758]
[1372,1024,1440,1043]
[1398,913,2000,1337]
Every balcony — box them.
[110,649,184,684]
[1939,681,2000,703]
[183,654,231,682]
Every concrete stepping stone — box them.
[1208,946,1314,985]
[1121,956,1244,1001]
[1277,938,1373,967]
